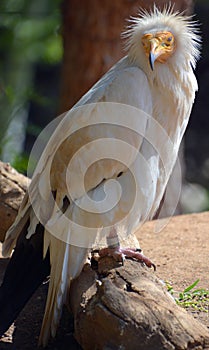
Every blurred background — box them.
[0,0,208,215]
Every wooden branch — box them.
[70,257,209,350]
[0,161,29,242]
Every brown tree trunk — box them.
[60,0,193,113]
[60,0,139,112]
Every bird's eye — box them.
[167,36,172,42]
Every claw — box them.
[121,253,125,265]
[152,263,156,271]
[144,261,156,271]
[91,249,99,254]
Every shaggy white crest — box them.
[123,5,201,70]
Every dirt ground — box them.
[0,211,208,349]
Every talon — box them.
[91,249,99,254]
[143,260,156,271]
[138,254,156,271]
[151,263,156,271]
[121,254,125,265]
[111,251,125,264]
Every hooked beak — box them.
[148,38,161,71]
[149,52,156,71]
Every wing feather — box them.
[2,55,153,346]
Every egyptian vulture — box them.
[0,7,200,346]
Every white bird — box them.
[0,6,200,347]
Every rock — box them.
[0,161,29,242]
[70,258,209,350]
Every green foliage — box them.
[0,0,63,64]
[12,152,29,174]
[0,0,63,168]
[166,280,209,313]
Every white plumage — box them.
[1,7,200,346]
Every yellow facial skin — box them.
[141,31,176,69]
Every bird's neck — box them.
[147,62,197,148]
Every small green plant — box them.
[166,279,209,312]
[12,152,29,174]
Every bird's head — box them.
[141,31,176,70]
[123,6,200,73]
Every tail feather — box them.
[39,240,68,346]
[0,222,50,337]
[39,235,88,347]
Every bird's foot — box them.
[92,246,156,271]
